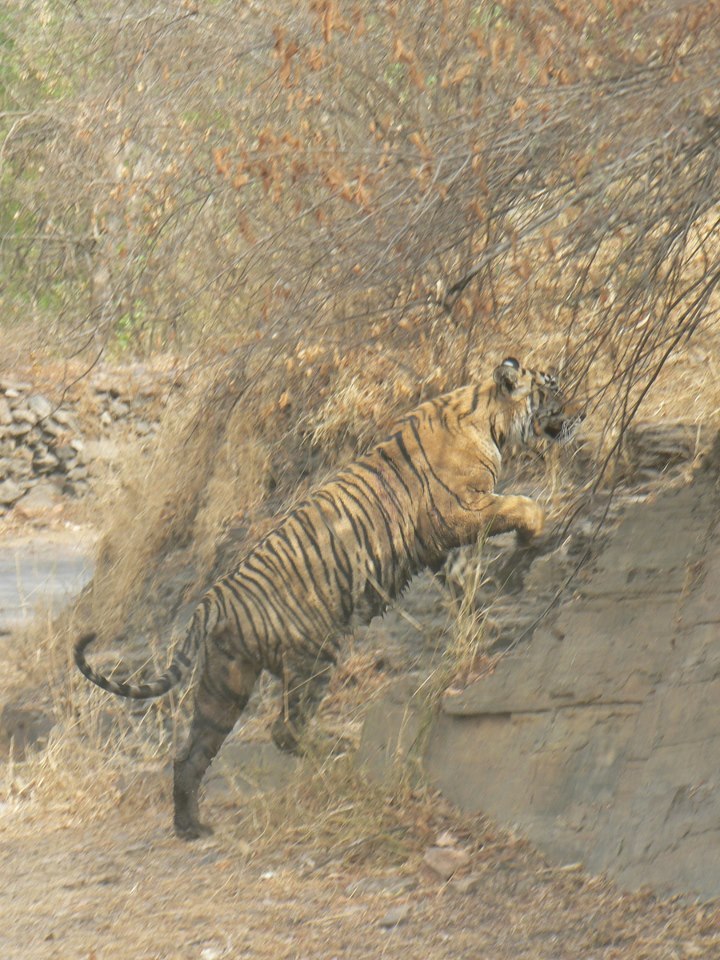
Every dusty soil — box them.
[3,783,720,960]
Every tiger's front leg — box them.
[474,493,549,594]
[481,493,545,544]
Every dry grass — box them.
[70,280,720,653]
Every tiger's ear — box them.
[494,357,521,393]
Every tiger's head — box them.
[493,356,584,448]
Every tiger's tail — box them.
[74,606,207,700]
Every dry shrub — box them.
[221,752,422,866]
[3,2,719,401]
[81,361,263,637]
[1,615,173,827]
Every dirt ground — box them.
[4,778,720,960]
[4,590,720,957]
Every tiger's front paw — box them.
[515,497,545,544]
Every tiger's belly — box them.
[345,556,420,630]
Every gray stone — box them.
[27,394,53,420]
[40,418,64,438]
[449,874,481,894]
[12,406,38,425]
[423,846,471,880]
[8,420,32,437]
[0,398,11,425]
[356,678,426,783]
[0,478,24,504]
[67,464,89,481]
[0,458,32,481]
[33,450,60,472]
[54,444,77,463]
[52,408,79,430]
[14,481,61,517]
[378,903,411,928]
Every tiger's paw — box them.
[174,819,214,842]
[515,497,545,544]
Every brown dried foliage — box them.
[2,0,720,634]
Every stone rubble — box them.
[422,846,471,880]
[0,367,175,517]
[89,366,170,442]
[0,377,89,515]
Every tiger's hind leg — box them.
[271,658,334,755]
[173,645,260,841]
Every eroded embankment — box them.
[362,433,720,899]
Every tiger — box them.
[75,357,582,840]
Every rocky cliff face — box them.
[361,434,720,898]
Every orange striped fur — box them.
[75,358,581,839]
